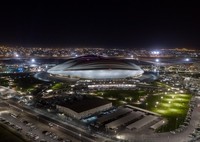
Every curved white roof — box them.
[47,55,144,79]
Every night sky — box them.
[0,1,200,48]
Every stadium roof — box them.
[48,55,142,71]
[47,55,144,79]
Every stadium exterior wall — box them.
[48,69,144,79]
[56,103,112,119]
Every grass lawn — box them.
[95,90,148,106]
[51,83,64,90]
[94,83,192,132]
[132,92,191,132]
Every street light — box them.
[154,58,160,74]
[155,59,159,62]
[116,135,121,139]
[185,58,190,62]
[31,58,35,62]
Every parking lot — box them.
[0,108,80,142]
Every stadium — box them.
[46,55,144,80]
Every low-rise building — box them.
[56,97,112,119]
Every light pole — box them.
[79,133,82,141]
[155,58,160,76]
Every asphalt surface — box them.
[3,101,99,142]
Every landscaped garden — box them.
[94,82,192,132]
[50,82,64,90]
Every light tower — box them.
[155,58,160,76]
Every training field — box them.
[94,87,192,132]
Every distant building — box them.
[56,97,112,119]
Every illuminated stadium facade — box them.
[47,55,144,80]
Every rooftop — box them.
[48,55,143,71]
[57,96,111,113]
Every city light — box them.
[14,53,19,57]
[0,3,198,142]
[116,135,124,140]
[31,58,35,62]
[185,58,190,61]
[152,51,160,54]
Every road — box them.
[3,100,101,142]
